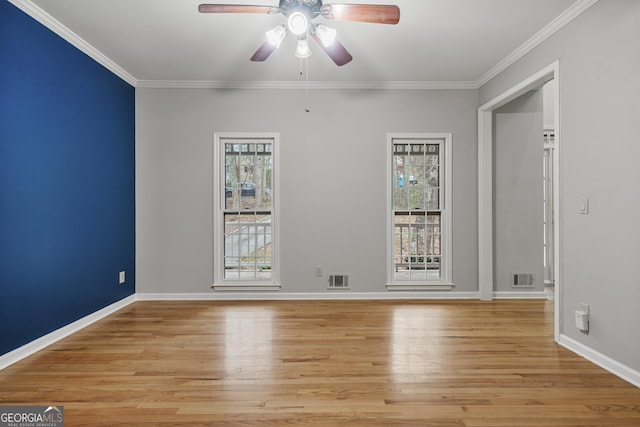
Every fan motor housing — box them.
[279,0,322,18]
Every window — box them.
[387,134,452,290]
[213,133,280,290]
[543,129,555,285]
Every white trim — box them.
[476,0,598,87]
[558,334,640,388]
[478,62,558,112]
[386,133,453,288]
[493,291,548,299]
[137,292,479,301]
[386,283,454,292]
[212,284,282,292]
[551,73,561,341]
[0,295,136,371]
[8,0,137,87]
[477,61,560,339]
[136,80,477,90]
[478,61,561,304]
[212,132,280,288]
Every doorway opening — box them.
[477,61,560,342]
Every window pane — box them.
[220,137,274,283]
[392,140,443,281]
[392,142,440,210]
[224,141,272,211]
[393,212,441,281]
[390,137,447,285]
[224,212,272,280]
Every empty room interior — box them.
[1,0,639,425]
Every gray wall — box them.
[493,90,544,292]
[136,88,478,295]
[480,0,640,371]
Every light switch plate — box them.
[579,197,589,214]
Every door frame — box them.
[477,61,560,341]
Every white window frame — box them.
[212,132,281,291]
[543,129,555,285]
[386,133,453,291]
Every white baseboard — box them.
[0,295,136,371]
[558,334,640,388]
[136,291,480,301]
[493,291,548,299]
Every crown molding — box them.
[136,79,477,90]
[11,0,598,91]
[8,0,138,87]
[476,0,599,87]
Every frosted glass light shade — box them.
[315,24,337,47]
[266,25,286,48]
[295,38,312,58]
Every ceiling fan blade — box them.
[250,41,278,62]
[311,33,353,66]
[198,4,280,14]
[321,4,400,24]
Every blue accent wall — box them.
[0,2,135,355]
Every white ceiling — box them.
[21,0,589,87]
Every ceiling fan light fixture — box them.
[265,25,287,48]
[288,11,309,36]
[294,37,312,58]
[315,24,337,47]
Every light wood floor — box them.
[1,300,639,426]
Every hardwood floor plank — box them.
[1,300,639,426]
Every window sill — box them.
[386,283,454,291]
[212,283,281,292]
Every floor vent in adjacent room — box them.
[328,274,350,290]
[512,273,535,288]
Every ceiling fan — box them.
[198,0,400,66]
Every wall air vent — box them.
[512,273,535,288]
[328,274,350,290]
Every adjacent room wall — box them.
[493,90,544,293]
[479,0,640,373]
[136,88,478,295]
[0,2,136,355]
[542,80,556,130]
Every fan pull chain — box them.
[304,57,310,113]
[298,58,311,113]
